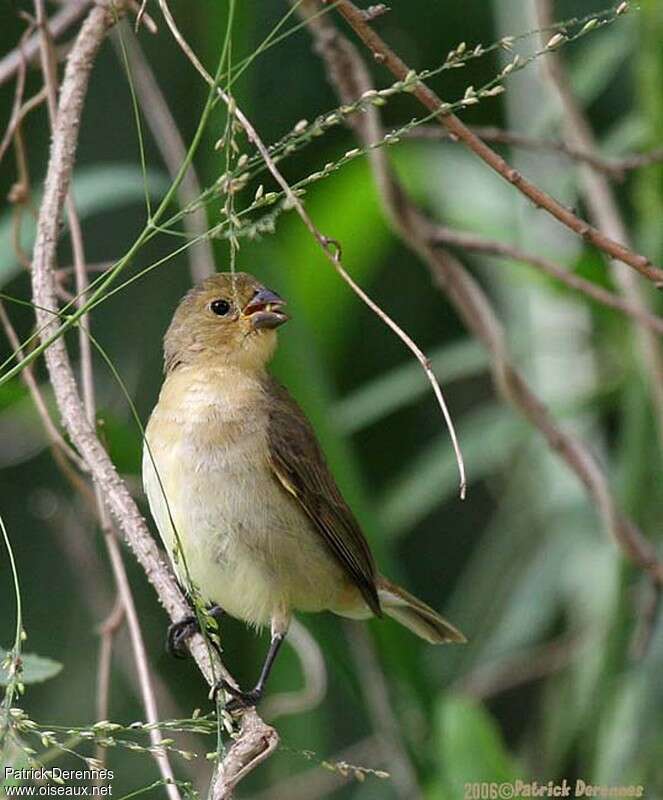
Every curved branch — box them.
[0,0,92,87]
[328,0,663,287]
[295,1,663,593]
[27,4,275,797]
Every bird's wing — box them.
[264,378,381,616]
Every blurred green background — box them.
[1,1,662,797]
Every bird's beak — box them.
[242,288,289,331]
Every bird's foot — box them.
[215,679,263,713]
[166,605,224,659]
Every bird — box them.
[142,272,465,708]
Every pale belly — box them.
[142,411,349,628]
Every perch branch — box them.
[295,1,663,592]
[427,226,663,336]
[27,3,276,797]
[35,0,180,793]
[326,0,663,287]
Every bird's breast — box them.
[142,366,343,626]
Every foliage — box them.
[0,1,661,798]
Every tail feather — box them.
[378,577,466,645]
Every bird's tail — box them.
[378,576,466,645]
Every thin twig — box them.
[260,619,327,721]
[0,22,34,166]
[157,0,466,499]
[35,3,181,794]
[404,125,663,181]
[53,501,201,784]
[427,226,663,336]
[27,6,268,798]
[103,515,183,798]
[0,0,92,87]
[95,595,125,770]
[112,22,215,281]
[0,87,48,166]
[295,0,663,591]
[536,0,663,449]
[0,302,86,470]
[345,623,422,800]
[328,0,663,287]
[247,736,382,800]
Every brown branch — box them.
[536,0,663,450]
[0,0,92,87]
[404,125,663,181]
[95,595,125,770]
[295,2,663,592]
[26,4,269,797]
[345,623,422,800]
[0,87,48,166]
[427,226,663,336]
[326,0,663,287]
[35,1,181,793]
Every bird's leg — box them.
[219,631,286,711]
[167,604,225,659]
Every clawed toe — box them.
[215,679,262,712]
[166,605,225,659]
[167,616,197,659]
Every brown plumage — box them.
[265,377,381,617]
[143,272,465,707]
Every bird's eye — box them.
[210,298,231,316]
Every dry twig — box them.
[326,0,663,286]
[427,226,663,336]
[404,125,663,181]
[295,1,663,592]
[0,0,92,87]
[27,4,275,797]
[536,0,663,448]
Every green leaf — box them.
[438,694,519,793]
[334,339,488,434]
[0,650,63,685]
[0,164,169,287]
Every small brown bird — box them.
[143,272,465,707]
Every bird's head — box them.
[163,272,288,373]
